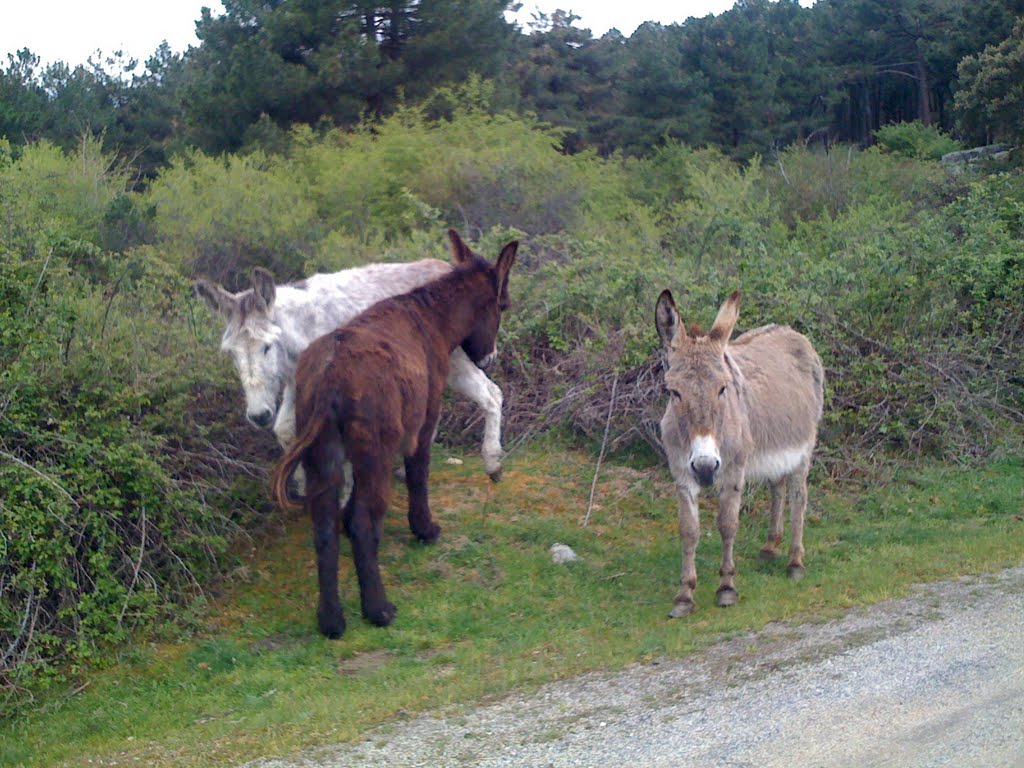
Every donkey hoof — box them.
[364,601,397,627]
[668,601,695,619]
[488,467,503,483]
[788,564,805,581]
[318,609,346,640]
[415,523,441,544]
[758,547,779,561]
[715,587,739,608]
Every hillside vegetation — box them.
[2,96,1022,710]
[2,0,1024,724]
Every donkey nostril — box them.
[690,458,719,487]
[249,409,274,427]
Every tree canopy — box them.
[955,17,1024,145]
[1,0,1022,164]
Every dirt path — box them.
[247,567,1024,767]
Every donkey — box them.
[194,259,507,490]
[655,290,824,618]
[270,230,517,638]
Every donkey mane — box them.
[369,257,496,317]
[729,323,785,345]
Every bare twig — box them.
[117,506,147,628]
[777,155,791,186]
[584,374,618,527]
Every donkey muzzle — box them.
[248,407,275,428]
[476,351,497,371]
[690,457,720,487]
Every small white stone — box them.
[445,457,464,465]
[550,543,579,564]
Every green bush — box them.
[766,142,952,225]
[0,143,271,711]
[873,121,962,161]
[148,81,600,286]
[146,149,321,285]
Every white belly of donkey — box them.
[745,444,812,482]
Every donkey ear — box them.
[709,290,741,343]
[193,279,238,319]
[251,267,277,312]
[655,289,683,349]
[447,229,475,266]
[495,240,518,305]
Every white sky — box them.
[0,1,755,71]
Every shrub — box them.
[146,150,319,284]
[0,143,272,712]
[767,143,953,225]
[0,137,129,268]
[873,121,961,161]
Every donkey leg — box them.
[304,438,346,639]
[405,421,441,544]
[446,349,504,481]
[274,384,306,497]
[669,489,700,618]
[348,462,397,627]
[759,478,788,561]
[787,464,810,580]
[309,486,345,638]
[715,484,743,608]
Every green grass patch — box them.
[3,448,1023,767]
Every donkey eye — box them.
[719,385,727,397]
[263,344,271,356]
[669,389,682,400]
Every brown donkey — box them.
[271,230,517,638]
[655,290,824,618]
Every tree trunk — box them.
[916,56,931,125]
[384,5,403,61]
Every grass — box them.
[2,446,1022,767]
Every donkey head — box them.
[194,268,290,429]
[447,229,517,370]
[655,289,742,487]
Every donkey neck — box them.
[402,267,492,349]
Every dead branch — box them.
[584,374,618,527]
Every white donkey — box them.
[194,258,506,490]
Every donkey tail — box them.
[270,402,334,510]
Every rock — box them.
[550,543,579,564]
[941,143,1011,174]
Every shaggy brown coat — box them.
[271,230,516,638]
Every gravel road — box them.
[247,567,1024,768]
